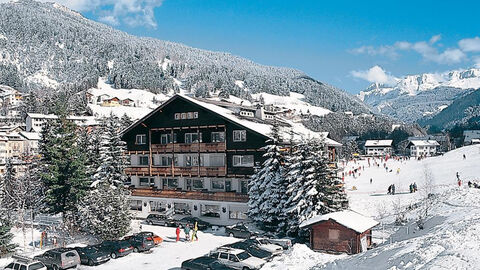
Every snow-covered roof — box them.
[464,130,480,142]
[27,113,58,119]
[19,131,41,141]
[408,140,440,147]
[299,210,379,233]
[364,140,393,147]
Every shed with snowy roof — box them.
[300,210,379,254]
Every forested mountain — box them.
[0,0,369,114]
[358,69,480,123]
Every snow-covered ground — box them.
[2,146,479,269]
[251,92,331,117]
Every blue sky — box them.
[56,0,480,93]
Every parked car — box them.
[243,239,283,255]
[34,248,80,270]
[180,256,236,270]
[4,255,46,270]
[136,231,163,245]
[209,247,266,270]
[123,234,155,252]
[145,213,176,227]
[225,223,262,238]
[176,217,210,230]
[95,240,133,259]
[74,246,110,266]
[223,241,273,260]
[257,237,292,250]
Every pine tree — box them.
[79,113,131,240]
[248,118,288,231]
[39,116,89,227]
[78,183,131,240]
[283,139,348,236]
[120,113,134,131]
[0,210,15,255]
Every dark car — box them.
[223,241,273,260]
[181,256,236,270]
[225,223,261,238]
[145,213,176,226]
[176,217,210,230]
[34,248,80,270]
[123,234,155,252]
[74,246,110,266]
[95,240,134,259]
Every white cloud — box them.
[350,35,467,64]
[459,37,480,52]
[0,0,163,28]
[350,65,398,85]
[473,56,480,68]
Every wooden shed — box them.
[300,210,379,254]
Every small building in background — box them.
[364,140,393,156]
[464,130,480,145]
[300,210,378,254]
[407,140,439,157]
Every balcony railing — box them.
[130,188,249,203]
[125,166,227,177]
[150,142,226,153]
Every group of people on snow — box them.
[175,222,199,242]
[387,184,396,195]
[409,182,418,193]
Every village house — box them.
[121,94,341,225]
[25,113,97,132]
[300,210,379,254]
[364,140,393,156]
[464,130,480,145]
[406,140,440,157]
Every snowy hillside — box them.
[0,0,370,114]
[263,145,480,269]
[358,68,480,122]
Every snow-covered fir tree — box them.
[39,116,89,227]
[248,118,288,232]
[79,113,131,240]
[0,209,15,255]
[283,138,348,236]
[78,183,131,240]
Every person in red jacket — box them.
[176,225,181,242]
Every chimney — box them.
[255,104,265,120]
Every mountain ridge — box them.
[0,0,370,114]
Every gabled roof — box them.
[407,140,440,147]
[299,210,379,233]
[122,94,341,146]
[364,140,393,147]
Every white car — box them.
[210,247,266,270]
[4,255,47,270]
[246,238,283,255]
[258,237,292,250]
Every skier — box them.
[191,221,199,241]
[397,168,400,175]
[392,184,396,195]
[463,154,466,160]
[176,225,181,242]
[456,172,460,180]
[413,182,417,192]
[409,184,413,193]
[468,181,473,188]
[370,178,372,184]
[387,185,392,195]
[184,224,191,242]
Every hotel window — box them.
[233,130,246,142]
[139,156,149,166]
[209,155,225,167]
[211,179,225,190]
[174,113,181,120]
[232,155,254,167]
[185,133,202,143]
[157,156,172,166]
[181,113,187,119]
[160,133,176,144]
[211,132,225,143]
[193,179,204,189]
[135,134,147,145]
[139,177,151,186]
[328,229,340,240]
[187,112,193,119]
[162,178,178,188]
[194,112,199,118]
[185,155,200,167]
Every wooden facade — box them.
[307,219,373,254]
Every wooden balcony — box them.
[130,188,249,203]
[125,166,226,177]
[150,142,226,153]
